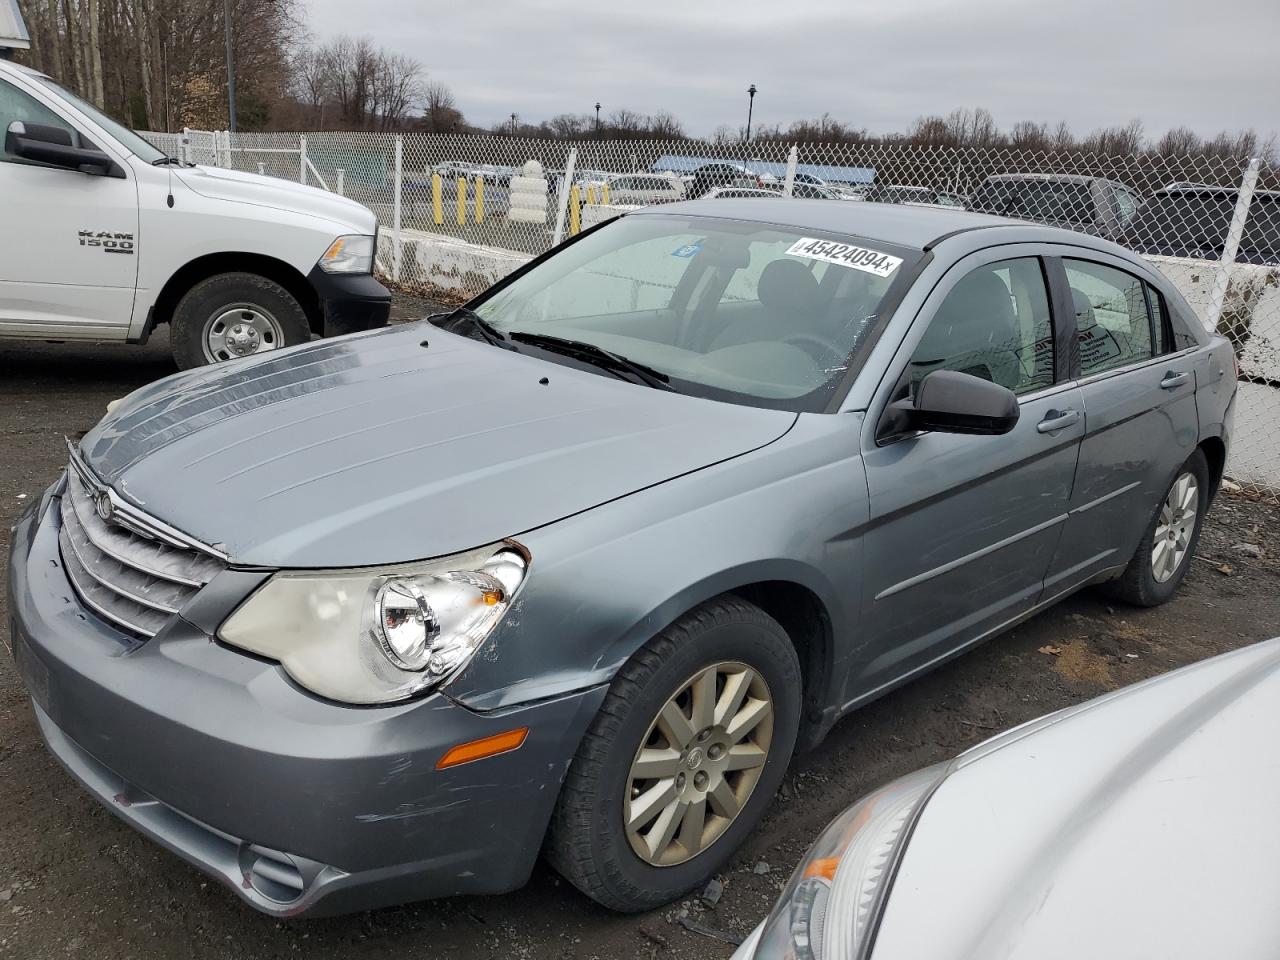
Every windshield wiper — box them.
[431,307,516,350]
[151,156,192,167]
[509,332,674,391]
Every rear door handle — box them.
[1161,371,1191,390]
[1037,409,1080,434]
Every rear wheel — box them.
[170,272,311,369]
[1102,449,1209,606]
[548,596,801,912]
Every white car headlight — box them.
[317,234,375,274]
[747,763,949,960]
[218,544,527,704]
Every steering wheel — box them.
[782,333,845,364]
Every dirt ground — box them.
[2,319,1279,960]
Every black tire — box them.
[1101,449,1210,607]
[547,596,801,912]
[169,272,311,370]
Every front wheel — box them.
[1102,449,1210,607]
[547,596,801,912]
[170,272,312,369]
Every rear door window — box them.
[1064,259,1154,375]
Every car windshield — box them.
[34,76,166,163]
[471,214,918,412]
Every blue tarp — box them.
[649,153,875,184]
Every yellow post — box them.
[456,177,467,225]
[601,183,611,205]
[569,185,581,235]
[586,184,598,205]
[431,174,443,225]
[474,175,484,223]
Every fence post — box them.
[181,127,191,165]
[1206,157,1262,332]
[257,162,265,175]
[336,169,344,196]
[299,135,308,185]
[392,135,403,284]
[783,145,798,197]
[553,147,578,245]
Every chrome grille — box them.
[58,457,226,639]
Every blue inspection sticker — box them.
[672,242,703,258]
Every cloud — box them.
[302,0,1279,140]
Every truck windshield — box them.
[472,214,919,412]
[34,76,167,164]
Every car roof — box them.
[635,197,1066,249]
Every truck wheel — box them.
[547,596,801,912]
[170,272,311,369]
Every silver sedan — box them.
[735,637,1280,959]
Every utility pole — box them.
[745,83,757,142]
[510,112,517,136]
[595,102,601,139]
[223,0,237,131]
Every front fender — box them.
[445,413,868,715]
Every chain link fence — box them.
[143,128,1279,502]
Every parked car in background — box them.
[0,58,390,368]
[11,199,1232,921]
[733,637,1280,960]
[967,173,1142,240]
[687,161,757,198]
[1120,183,1280,385]
[605,173,685,205]
[1121,182,1280,265]
[790,182,846,200]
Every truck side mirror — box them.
[5,121,125,178]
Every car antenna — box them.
[167,166,175,208]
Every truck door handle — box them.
[1036,409,1080,433]
[1161,371,1191,390]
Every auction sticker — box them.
[786,238,902,277]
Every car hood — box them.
[872,637,1280,960]
[173,165,377,235]
[78,325,796,568]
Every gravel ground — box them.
[2,318,1278,959]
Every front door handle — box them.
[1037,408,1080,434]
[1161,370,1191,390]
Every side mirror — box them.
[890,369,1020,437]
[5,121,124,178]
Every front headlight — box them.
[218,544,527,704]
[317,234,375,274]
[749,763,949,960]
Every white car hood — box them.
[173,165,377,235]
[873,638,1280,960]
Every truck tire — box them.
[547,596,801,912]
[170,272,311,369]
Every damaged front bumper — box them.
[7,491,605,917]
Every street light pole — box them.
[510,112,517,136]
[595,102,601,139]
[745,83,757,143]
[223,0,237,132]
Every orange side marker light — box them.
[436,727,529,770]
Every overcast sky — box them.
[303,0,1279,141]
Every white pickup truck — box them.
[0,59,390,367]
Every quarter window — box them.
[1064,259,1153,375]
[908,257,1055,396]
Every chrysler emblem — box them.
[95,490,114,522]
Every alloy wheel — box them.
[624,661,774,867]
[1152,472,1199,583]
